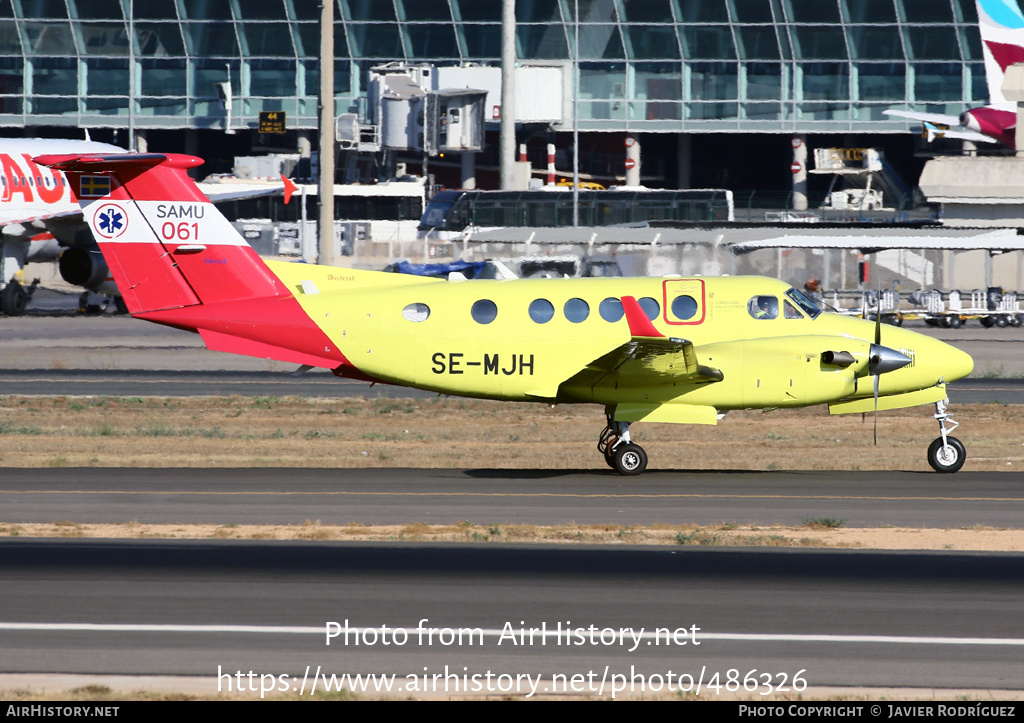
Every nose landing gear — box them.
[598,415,648,475]
[928,399,965,473]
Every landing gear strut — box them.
[598,415,648,476]
[928,399,965,473]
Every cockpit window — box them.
[748,295,779,320]
[784,301,803,319]
[785,287,822,319]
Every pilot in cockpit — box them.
[748,295,779,320]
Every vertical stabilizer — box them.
[36,152,349,371]
[34,153,287,314]
[977,0,1024,106]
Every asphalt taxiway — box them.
[2,467,1024,528]
[1,539,1022,690]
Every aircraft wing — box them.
[0,205,80,228]
[883,109,962,125]
[564,336,724,391]
[883,110,1001,144]
[554,296,723,396]
[925,126,1002,144]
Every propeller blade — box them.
[873,281,881,445]
[873,373,879,445]
[874,288,882,346]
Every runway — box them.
[3,467,1024,528]
[1,539,1022,691]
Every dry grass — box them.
[0,394,1021,472]
[3,520,1024,551]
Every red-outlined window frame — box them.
[661,278,706,325]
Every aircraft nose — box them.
[941,342,974,382]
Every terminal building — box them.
[0,0,989,191]
[6,0,1023,298]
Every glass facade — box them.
[0,0,986,132]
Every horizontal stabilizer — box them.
[199,328,341,369]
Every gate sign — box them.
[259,111,287,134]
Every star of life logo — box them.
[92,203,128,239]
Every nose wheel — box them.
[598,416,648,475]
[928,399,965,473]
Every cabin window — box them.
[784,301,804,319]
[638,297,660,320]
[564,298,590,323]
[471,299,498,324]
[529,298,554,323]
[599,297,623,322]
[402,303,430,322]
[671,295,698,320]
[748,295,779,319]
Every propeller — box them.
[866,288,913,444]
[872,300,881,445]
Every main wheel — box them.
[613,443,648,476]
[0,281,27,316]
[927,436,965,473]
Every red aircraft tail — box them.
[35,152,347,370]
[35,153,286,313]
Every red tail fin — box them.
[36,153,349,371]
[35,153,287,314]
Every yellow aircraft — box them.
[37,152,974,475]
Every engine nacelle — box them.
[59,247,109,290]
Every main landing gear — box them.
[598,415,648,476]
[928,399,965,473]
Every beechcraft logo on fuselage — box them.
[92,203,128,239]
[432,352,535,375]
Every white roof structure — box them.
[730,229,1024,254]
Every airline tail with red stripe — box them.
[34,152,352,371]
